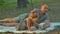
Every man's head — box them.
[40,4,48,13]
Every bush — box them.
[0,0,5,5]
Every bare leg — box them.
[14,23,19,30]
[3,23,18,30]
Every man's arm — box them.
[42,13,50,29]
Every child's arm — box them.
[26,18,33,31]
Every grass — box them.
[0,0,60,21]
[0,0,17,8]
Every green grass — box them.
[0,2,17,8]
[0,0,60,8]
[0,0,17,8]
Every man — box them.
[26,4,50,31]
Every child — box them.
[26,10,42,31]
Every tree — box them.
[17,0,28,8]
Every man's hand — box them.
[43,20,50,30]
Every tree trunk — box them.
[17,0,27,8]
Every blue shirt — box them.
[33,8,49,23]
